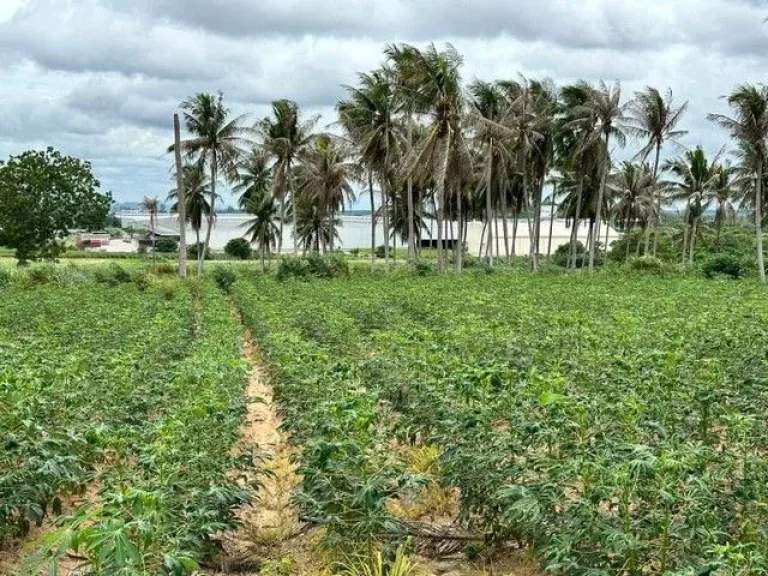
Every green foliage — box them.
[211,266,238,292]
[0,148,112,263]
[1,280,253,574]
[701,254,748,279]
[276,254,349,281]
[625,255,673,275]
[154,238,179,253]
[224,237,252,260]
[232,272,768,574]
[375,245,387,259]
[187,242,212,261]
[552,241,583,267]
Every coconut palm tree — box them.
[665,147,720,264]
[468,79,511,266]
[574,81,629,269]
[626,87,689,254]
[259,99,318,256]
[337,69,401,266]
[297,135,356,251]
[141,196,159,248]
[709,162,738,252]
[293,194,341,253]
[173,93,248,272]
[608,162,659,258]
[234,148,273,211]
[242,194,280,271]
[387,43,466,273]
[168,164,213,254]
[557,81,600,269]
[709,85,768,282]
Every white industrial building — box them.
[116,209,620,255]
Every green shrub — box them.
[375,245,387,259]
[626,256,671,275]
[349,248,360,257]
[553,241,585,268]
[148,262,177,276]
[701,254,747,279]
[224,238,252,260]
[277,254,349,281]
[276,257,310,281]
[409,259,435,276]
[137,243,148,255]
[212,266,238,292]
[154,238,178,253]
[0,268,11,287]
[188,242,212,261]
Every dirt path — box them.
[206,334,324,576]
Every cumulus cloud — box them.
[0,0,767,202]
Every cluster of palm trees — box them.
[165,43,768,281]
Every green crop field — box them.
[232,272,768,576]
[0,277,252,574]
[3,266,768,576]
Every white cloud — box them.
[0,0,767,202]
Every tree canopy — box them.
[0,148,112,263]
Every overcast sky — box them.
[1,0,767,204]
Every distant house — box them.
[76,232,112,249]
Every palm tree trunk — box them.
[290,167,298,256]
[435,133,451,273]
[369,170,376,267]
[532,175,544,271]
[278,195,285,254]
[587,219,594,261]
[260,245,265,272]
[605,216,610,252]
[455,185,463,273]
[689,215,698,263]
[173,114,187,279]
[501,189,510,261]
[716,218,723,253]
[625,206,632,260]
[329,208,335,253]
[681,202,690,265]
[407,112,416,261]
[382,184,390,267]
[478,220,487,258]
[200,158,217,275]
[547,183,556,259]
[590,133,611,270]
[651,142,662,256]
[757,164,766,283]
[569,167,585,270]
[485,141,494,267]
[512,206,519,256]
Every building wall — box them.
[117,211,620,254]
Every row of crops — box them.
[0,279,253,574]
[232,273,768,576]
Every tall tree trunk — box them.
[716,218,723,253]
[587,219,594,260]
[512,206,519,256]
[173,115,187,279]
[605,216,610,252]
[407,112,416,261]
[278,196,285,254]
[455,184,463,273]
[757,164,766,283]
[681,202,690,265]
[435,133,450,273]
[290,167,298,256]
[329,207,335,253]
[569,168,585,270]
[478,221,487,258]
[501,189,510,261]
[200,156,217,275]
[382,187,390,266]
[260,244,265,272]
[590,133,611,270]
[547,183,556,259]
[369,170,376,267]
[650,142,662,256]
[625,206,632,260]
[689,215,698,263]
[494,208,500,261]
[485,141,494,266]
[195,228,201,265]
[532,175,544,271]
